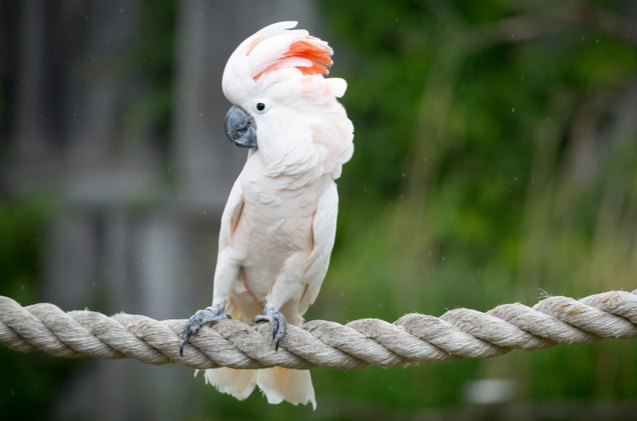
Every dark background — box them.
[1,0,637,419]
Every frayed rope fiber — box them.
[1,289,636,369]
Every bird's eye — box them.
[254,101,269,114]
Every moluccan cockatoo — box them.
[179,21,354,409]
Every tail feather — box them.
[257,367,316,409]
[203,368,257,400]
[202,367,316,409]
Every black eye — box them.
[253,100,269,114]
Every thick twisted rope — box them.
[1,289,636,369]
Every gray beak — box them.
[224,105,257,148]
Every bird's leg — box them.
[254,306,287,351]
[179,302,230,356]
[254,252,305,351]
[179,247,241,355]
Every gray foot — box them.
[179,303,230,356]
[254,306,287,351]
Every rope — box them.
[1,289,636,369]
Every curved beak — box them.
[224,105,257,148]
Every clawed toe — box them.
[254,306,287,350]
[179,303,230,356]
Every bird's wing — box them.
[218,178,245,252]
[298,181,339,315]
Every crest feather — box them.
[252,36,333,80]
[222,22,339,102]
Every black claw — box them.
[254,306,287,351]
[179,304,230,356]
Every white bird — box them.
[180,21,354,409]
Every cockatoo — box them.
[179,21,354,409]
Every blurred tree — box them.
[314,0,637,414]
[0,198,80,418]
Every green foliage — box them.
[317,0,637,415]
[0,197,50,302]
[0,197,79,418]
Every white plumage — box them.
[197,21,354,409]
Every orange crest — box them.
[286,38,333,75]
[253,37,333,81]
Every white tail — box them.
[203,367,316,409]
[204,367,316,409]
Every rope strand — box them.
[1,289,636,369]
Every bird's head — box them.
[221,21,353,174]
